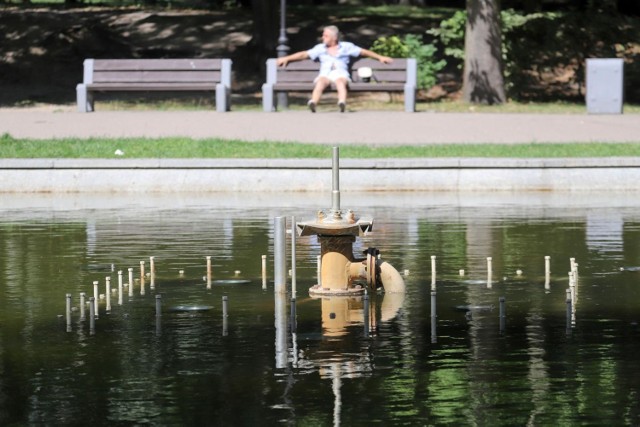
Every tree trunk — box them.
[250,0,279,57]
[462,0,506,104]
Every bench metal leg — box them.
[76,84,93,113]
[262,84,276,112]
[216,84,230,112]
[404,84,416,113]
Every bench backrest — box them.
[266,57,416,86]
[83,59,232,87]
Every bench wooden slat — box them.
[86,83,217,91]
[93,59,224,71]
[92,70,222,84]
[273,83,405,92]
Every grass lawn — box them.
[1,134,640,158]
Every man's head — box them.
[322,26,340,46]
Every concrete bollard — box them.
[128,268,134,297]
[105,277,111,313]
[89,296,96,334]
[155,294,162,317]
[93,281,99,319]
[206,256,212,289]
[79,292,86,321]
[66,293,72,330]
[499,296,506,332]
[261,255,267,290]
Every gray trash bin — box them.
[586,58,624,114]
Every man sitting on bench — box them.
[276,25,393,113]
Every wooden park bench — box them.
[262,57,417,112]
[76,58,232,112]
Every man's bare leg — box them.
[335,78,348,112]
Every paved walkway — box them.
[1,109,638,144]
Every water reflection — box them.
[1,192,640,425]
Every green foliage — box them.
[371,34,446,90]
[428,9,640,101]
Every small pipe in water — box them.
[487,257,493,289]
[79,292,86,321]
[431,255,436,287]
[499,296,506,332]
[118,270,123,306]
[291,215,297,299]
[93,281,99,319]
[150,256,155,289]
[274,216,287,294]
[544,256,551,290]
[66,293,72,330]
[105,277,111,313]
[89,296,96,334]
[430,290,437,319]
[566,288,572,333]
[459,269,465,276]
[363,293,370,337]
[317,255,322,287]
[128,267,134,297]
[206,256,212,290]
[140,261,146,294]
[261,255,267,290]
[290,298,297,333]
[155,294,162,317]
[331,146,340,214]
[222,295,229,337]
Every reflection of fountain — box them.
[297,147,405,296]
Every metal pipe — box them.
[291,216,297,299]
[206,256,212,289]
[431,255,436,288]
[317,255,322,287]
[430,291,437,319]
[331,146,340,213]
[118,270,123,306]
[140,261,145,295]
[66,293,72,330]
[274,216,287,294]
[566,288,572,333]
[363,293,370,337]
[93,280,99,319]
[156,294,162,317]
[261,254,267,290]
[487,256,493,289]
[222,295,229,337]
[79,292,86,321]
[89,296,95,335]
[150,256,155,290]
[105,277,111,313]
[128,267,134,297]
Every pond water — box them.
[1,193,639,426]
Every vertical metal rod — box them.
[274,216,287,294]
[431,255,436,289]
[430,291,437,319]
[261,254,268,290]
[128,267,134,297]
[66,293,72,330]
[93,280,99,319]
[317,255,322,287]
[140,261,146,295]
[291,216,297,299]
[499,296,506,332]
[206,256,212,289]
[155,294,162,317]
[79,292,86,321]
[290,299,297,333]
[544,255,551,290]
[331,146,340,213]
[222,296,229,336]
[363,293,370,337]
[487,256,493,289]
[105,277,111,313]
[150,256,155,290]
[117,270,123,305]
[89,297,96,334]
[566,288,572,333]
